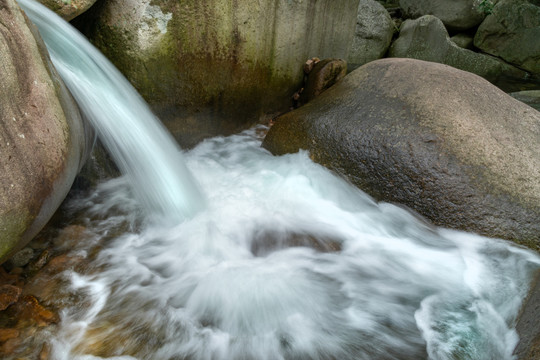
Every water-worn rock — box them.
[4,248,34,269]
[399,0,485,31]
[515,272,540,359]
[73,0,359,148]
[15,295,59,327]
[0,329,19,343]
[37,0,98,21]
[0,285,21,311]
[389,15,528,86]
[474,0,540,75]
[299,59,347,105]
[263,58,540,248]
[0,0,93,263]
[511,90,540,112]
[348,0,394,70]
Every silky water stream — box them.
[17,0,540,359]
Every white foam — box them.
[45,128,540,359]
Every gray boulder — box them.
[299,59,348,105]
[399,0,485,31]
[450,33,474,49]
[263,58,540,249]
[37,0,98,21]
[474,0,540,75]
[0,0,92,262]
[389,15,528,85]
[74,0,360,148]
[348,0,395,70]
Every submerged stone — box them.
[0,329,19,343]
[263,58,540,249]
[0,285,21,311]
[515,272,540,359]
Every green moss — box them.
[0,211,30,262]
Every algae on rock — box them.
[74,0,360,148]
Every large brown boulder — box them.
[72,0,360,148]
[0,0,92,262]
[263,58,540,249]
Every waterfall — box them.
[13,1,540,360]
[17,0,205,223]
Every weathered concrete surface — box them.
[0,0,91,262]
[263,58,540,249]
[73,0,360,148]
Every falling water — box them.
[15,1,540,359]
[18,0,205,222]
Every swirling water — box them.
[43,128,537,360]
[17,1,540,359]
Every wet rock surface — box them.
[0,218,94,359]
[511,90,540,112]
[263,58,540,249]
[0,0,92,263]
[299,59,348,105]
[515,271,540,359]
[0,286,21,311]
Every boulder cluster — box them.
[351,0,540,89]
